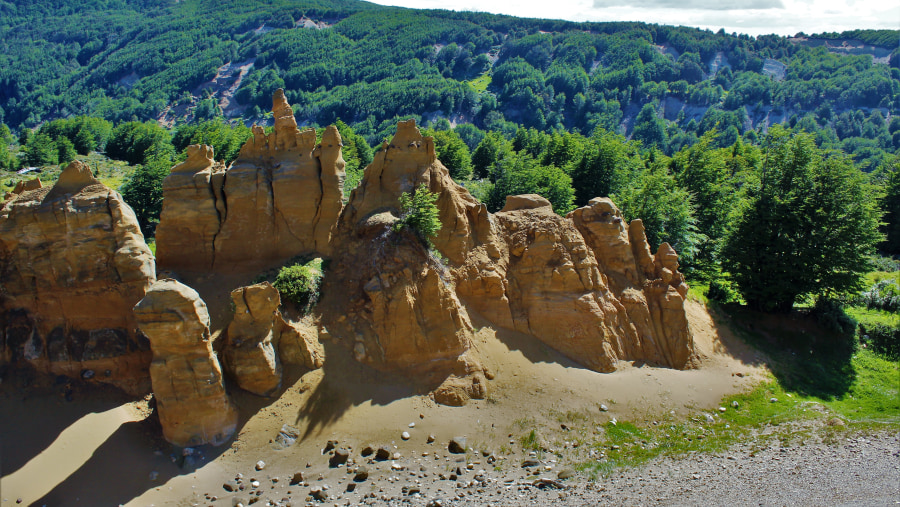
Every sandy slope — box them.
[0,300,769,506]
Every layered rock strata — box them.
[0,161,155,394]
[134,279,238,447]
[156,89,345,273]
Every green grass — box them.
[846,306,898,327]
[468,73,492,93]
[575,299,900,478]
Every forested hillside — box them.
[1,0,898,165]
[1,0,898,316]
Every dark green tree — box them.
[722,127,883,312]
[672,130,739,271]
[471,132,511,180]
[425,128,472,181]
[571,129,643,205]
[485,152,574,215]
[107,121,172,165]
[613,162,699,263]
[631,103,667,152]
[56,137,77,165]
[120,147,174,237]
[878,157,899,255]
[394,184,442,247]
[23,133,58,166]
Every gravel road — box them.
[347,431,899,507]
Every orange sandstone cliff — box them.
[0,161,156,394]
[0,90,698,446]
[156,89,345,273]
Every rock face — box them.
[156,89,345,273]
[0,161,156,394]
[570,198,694,368]
[148,96,695,407]
[154,145,226,272]
[134,279,238,447]
[327,120,489,403]
[224,282,325,396]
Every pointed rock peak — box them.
[272,88,298,133]
[50,160,102,196]
[320,125,343,148]
[500,194,552,212]
[171,144,215,174]
[388,119,435,162]
[655,242,679,270]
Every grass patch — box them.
[576,299,899,478]
[468,73,491,93]
[846,306,897,327]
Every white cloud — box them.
[367,0,899,36]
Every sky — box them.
[366,0,899,37]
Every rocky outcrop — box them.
[0,161,155,394]
[154,145,226,271]
[3,177,43,202]
[224,282,325,396]
[325,213,486,403]
[148,97,696,408]
[134,279,238,447]
[156,89,346,273]
[325,119,490,403]
[224,283,284,396]
[341,119,494,265]
[570,198,694,368]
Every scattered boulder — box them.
[133,279,238,446]
[557,467,576,479]
[353,466,369,482]
[448,437,467,454]
[329,448,350,467]
[0,161,156,394]
[375,446,392,461]
[224,283,283,396]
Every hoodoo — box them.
[156,89,345,273]
[0,161,156,394]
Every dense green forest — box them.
[1,0,898,321]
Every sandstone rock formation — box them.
[327,120,490,404]
[154,145,226,271]
[134,279,238,447]
[3,177,43,202]
[570,198,694,368]
[146,95,696,407]
[156,89,345,273]
[0,161,155,394]
[224,282,325,396]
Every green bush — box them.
[858,323,900,359]
[272,258,324,313]
[853,279,900,313]
[812,297,858,336]
[393,184,442,247]
[706,278,742,304]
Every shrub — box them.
[706,278,742,304]
[858,323,900,359]
[811,297,858,336]
[272,258,324,313]
[852,278,900,313]
[393,184,442,247]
